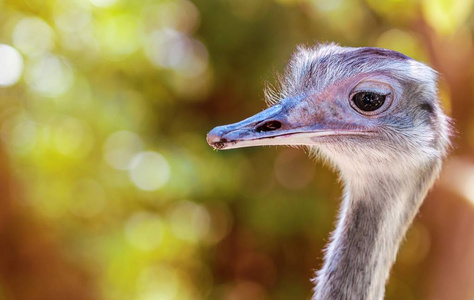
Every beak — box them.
[207,97,365,150]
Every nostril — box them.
[255,120,282,132]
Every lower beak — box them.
[206,102,338,150]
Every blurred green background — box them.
[0,0,474,299]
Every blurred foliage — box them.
[0,0,472,299]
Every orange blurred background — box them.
[0,0,474,299]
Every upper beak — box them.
[207,97,352,150]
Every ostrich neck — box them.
[313,161,440,300]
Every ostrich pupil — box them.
[353,92,385,111]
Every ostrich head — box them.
[207,44,452,299]
[207,44,450,180]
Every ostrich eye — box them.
[352,92,386,112]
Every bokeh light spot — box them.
[443,159,474,205]
[104,131,143,170]
[376,29,427,62]
[125,212,163,251]
[168,200,211,243]
[142,0,200,35]
[0,44,23,87]
[13,17,55,58]
[145,29,209,78]
[312,0,343,11]
[461,170,474,205]
[136,266,180,300]
[54,1,92,33]
[145,29,188,68]
[203,204,233,245]
[25,54,74,97]
[398,222,431,266]
[129,151,170,191]
[89,0,118,8]
[421,0,474,36]
[95,14,140,59]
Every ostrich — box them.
[206,44,451,299]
